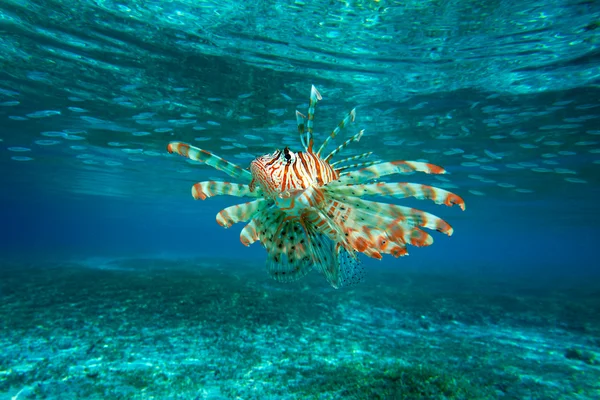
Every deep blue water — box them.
[0,0,599,274]
[2,190,599,276]
[1,1,600,398]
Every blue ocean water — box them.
[1,1,600,398]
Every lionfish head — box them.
[250,147,298,195]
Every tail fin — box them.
[302,219,364,288]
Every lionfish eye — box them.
[283,147,291,161]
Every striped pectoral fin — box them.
[216,199,268,228]
[167,141,253,182]
[303,209,346,245]
[240,219,260,246]
[386,204,455,236]
[306,197,390,261]
[345,228,383,260]
[191,181,261,200]
[246,204,364,288]
[385,220,435,248]
[348,198,456,236]
[400,183,466,210]
[319,195,453,258]
[334,160,447,185]
[242,207,314,282]
[344,224,418,260]
[326,182,466,210]
[343,218,434,259]
[263,214,314,283]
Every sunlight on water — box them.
[0,0,598,206]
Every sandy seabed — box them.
[0,257,598,399]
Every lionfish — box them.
[167,86,465,288]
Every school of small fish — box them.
[0,2,598,198]
[1,82,599,197]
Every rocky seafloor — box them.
[0,257,598,399]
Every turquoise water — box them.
[1,0,600,398]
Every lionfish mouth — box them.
[167,85,465,289]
